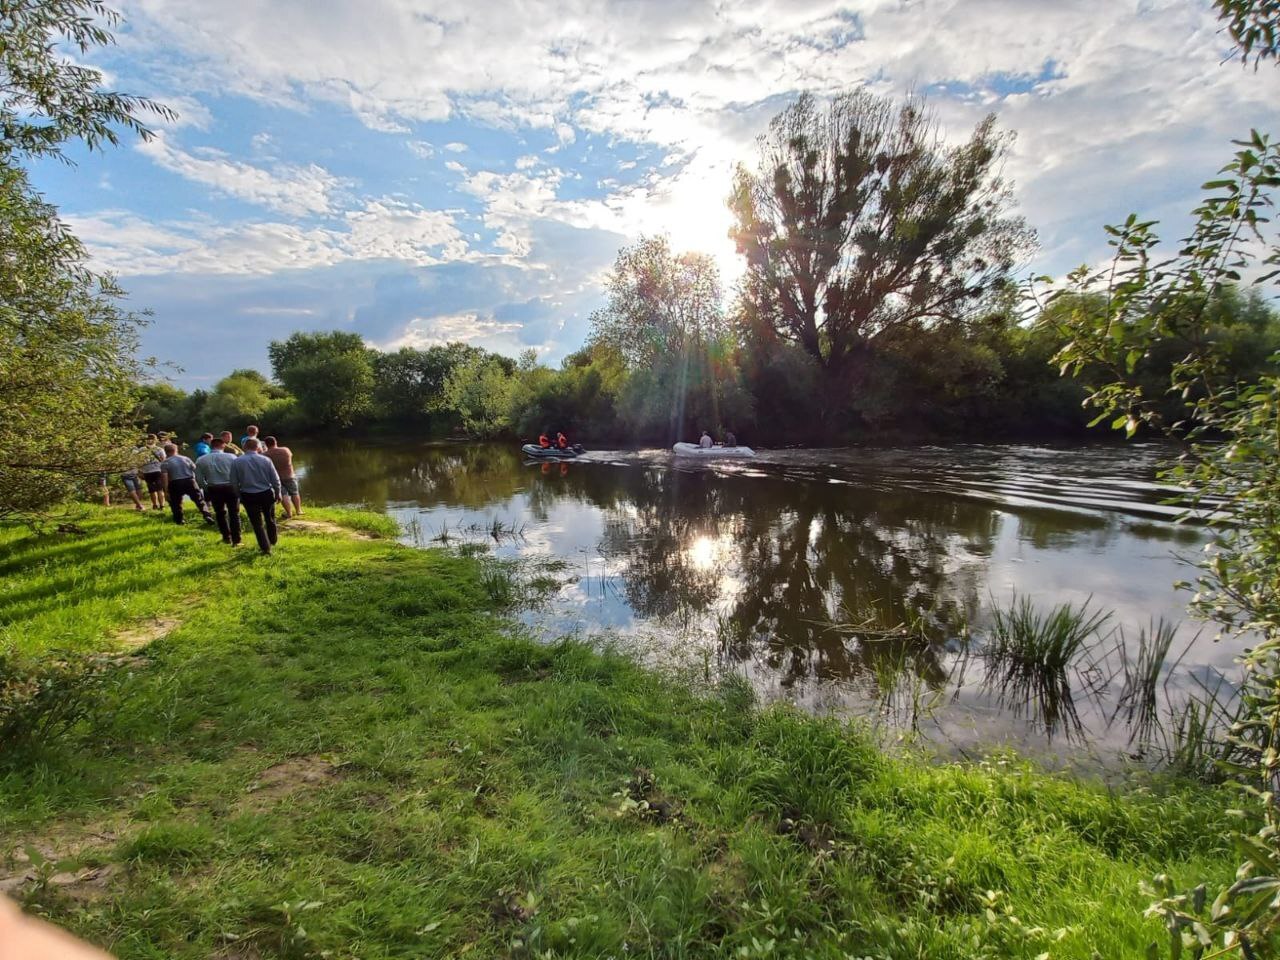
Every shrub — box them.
[0,651,118,756]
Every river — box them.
[292,439,1240,766]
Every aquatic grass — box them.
[1160,674,1245,783]
[425,518,526,547]
[1111,618,1189,749]
[981,595,1111,739]
[985,595,1111,677]
[479,559,519,607]
[865,641,943,735]
[0,508,1242,959]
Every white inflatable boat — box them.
[672,442,756,458]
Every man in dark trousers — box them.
[195,437,242,546]
[231,437,282,555]
[159,443,213,525]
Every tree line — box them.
[141,259,1279,448]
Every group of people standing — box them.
[116,425,302,555]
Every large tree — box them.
[267,331,374,429]
[0,0,169,519]
[0,165,146,519]
[730,90,1033,383]
[587,235,727,368]
[587,236,750,441]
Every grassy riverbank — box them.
[1,508,1235,958]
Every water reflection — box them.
[296,440,1243,762]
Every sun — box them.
[686,535,720,572]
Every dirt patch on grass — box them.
[240,755,342,811]
[113,616,180,651]
[281,518,379,541]
[0,823,126,899]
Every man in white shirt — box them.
[231,438,283,555]
[195,437,242,546]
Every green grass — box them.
[0,508,1237,958]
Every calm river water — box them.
[294,440,1239,764]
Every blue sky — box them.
[30,0,1280,387]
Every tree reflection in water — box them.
[294,440,1233,752]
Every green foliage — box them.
[584,236,754,443]
[443,353,517,438]
[509,343,626,438]
[1044,131,1280,957]
[199,371,273,424]
[371,342,482,426]
[136,381,193,430]
[0,165,147,520]
[268,330,375,428]
[617,336,755,443]
[0,0,173,163]
[0,0,169,521]
[0,649,116,756]
[1214,0,1280,66]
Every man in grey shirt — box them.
[195,437,242,546]
[231,438,283,555]
[159,443,213,526]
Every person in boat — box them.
[699,430,713,448]
[556,431,569,450]
[538,431,551,449]
[724,430,737,447]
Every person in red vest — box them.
[556,431,569,449]
[538,432,551,448]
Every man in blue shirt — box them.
[239,424,262,448]
[231,437,282,554]
[195,437,242,546]
[193,433,213,458]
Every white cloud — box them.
[67,198,469,275]
[445,159,467,172]
[137,132,346,217]
[341,199,469,263]
[443,141,469,152]
[385,312,522,349]
[240,305,317,315]
[152,94,213,131]
[113,0,1280,283]
[407,140,435,158]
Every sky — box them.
[29,0,1280,387]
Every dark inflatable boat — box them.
[522,443,584,459]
